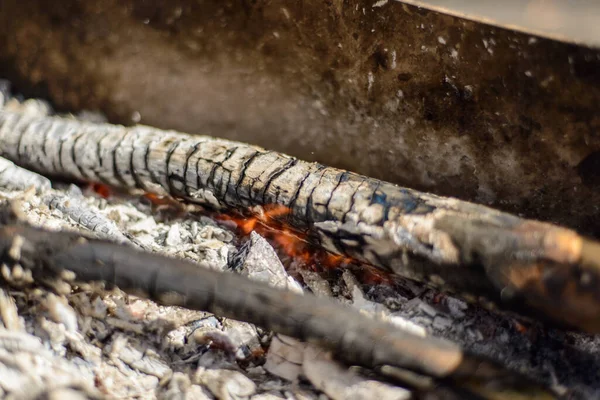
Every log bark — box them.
[0,223,556,399]
[1,110,600,333]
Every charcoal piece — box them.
[229,232,302,293]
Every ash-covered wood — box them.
[1,111,600,333]
[43,185,132,245]
[2,0,600,237]
[0,156,50,193]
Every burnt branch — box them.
[0,224,556,399]
[0,155,50,193]
[1,111,600,332]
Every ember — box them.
[217,205,390,284]
[89,182,112,199]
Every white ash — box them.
[1,95,53,117]
[351,285,426,338]
[263,336,306,382]
[194,367,257,400]
[301,347,411,400]
[298,270,333,298]
[264,336,412,400]
[0,166,325,398]
[0,157,51,193]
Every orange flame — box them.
[88,181,179,209]
[217,204,391,284]
[142,192,183,207]
[86,183,389,284]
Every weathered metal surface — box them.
[396,0,600,48]
[2,110,600,334]
[0,223,557,398]
[1,0,600,236]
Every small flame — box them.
[218,205,313,264]
[217,204,390,284]
[143,192,181,207]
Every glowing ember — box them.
[142,192,182,207]
[86,182,389,284]
[217,205,314,264]
[89,182,112,199]
[89,183,182,209]
[217,204,390,284]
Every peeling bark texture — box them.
[2,111,600,334]
[1,0,600,236]
[43,187,132,245]
[0,223,557,399]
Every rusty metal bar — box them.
[0,223,556,398]
[397,0,600,48]
[1,110,600,332]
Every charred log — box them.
[1,111,600,333]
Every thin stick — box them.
[1,111,599,332]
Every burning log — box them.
[1,110,600,333]
[0,222,556,398]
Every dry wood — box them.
[1,111,600,332]
[0,223,556,399]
